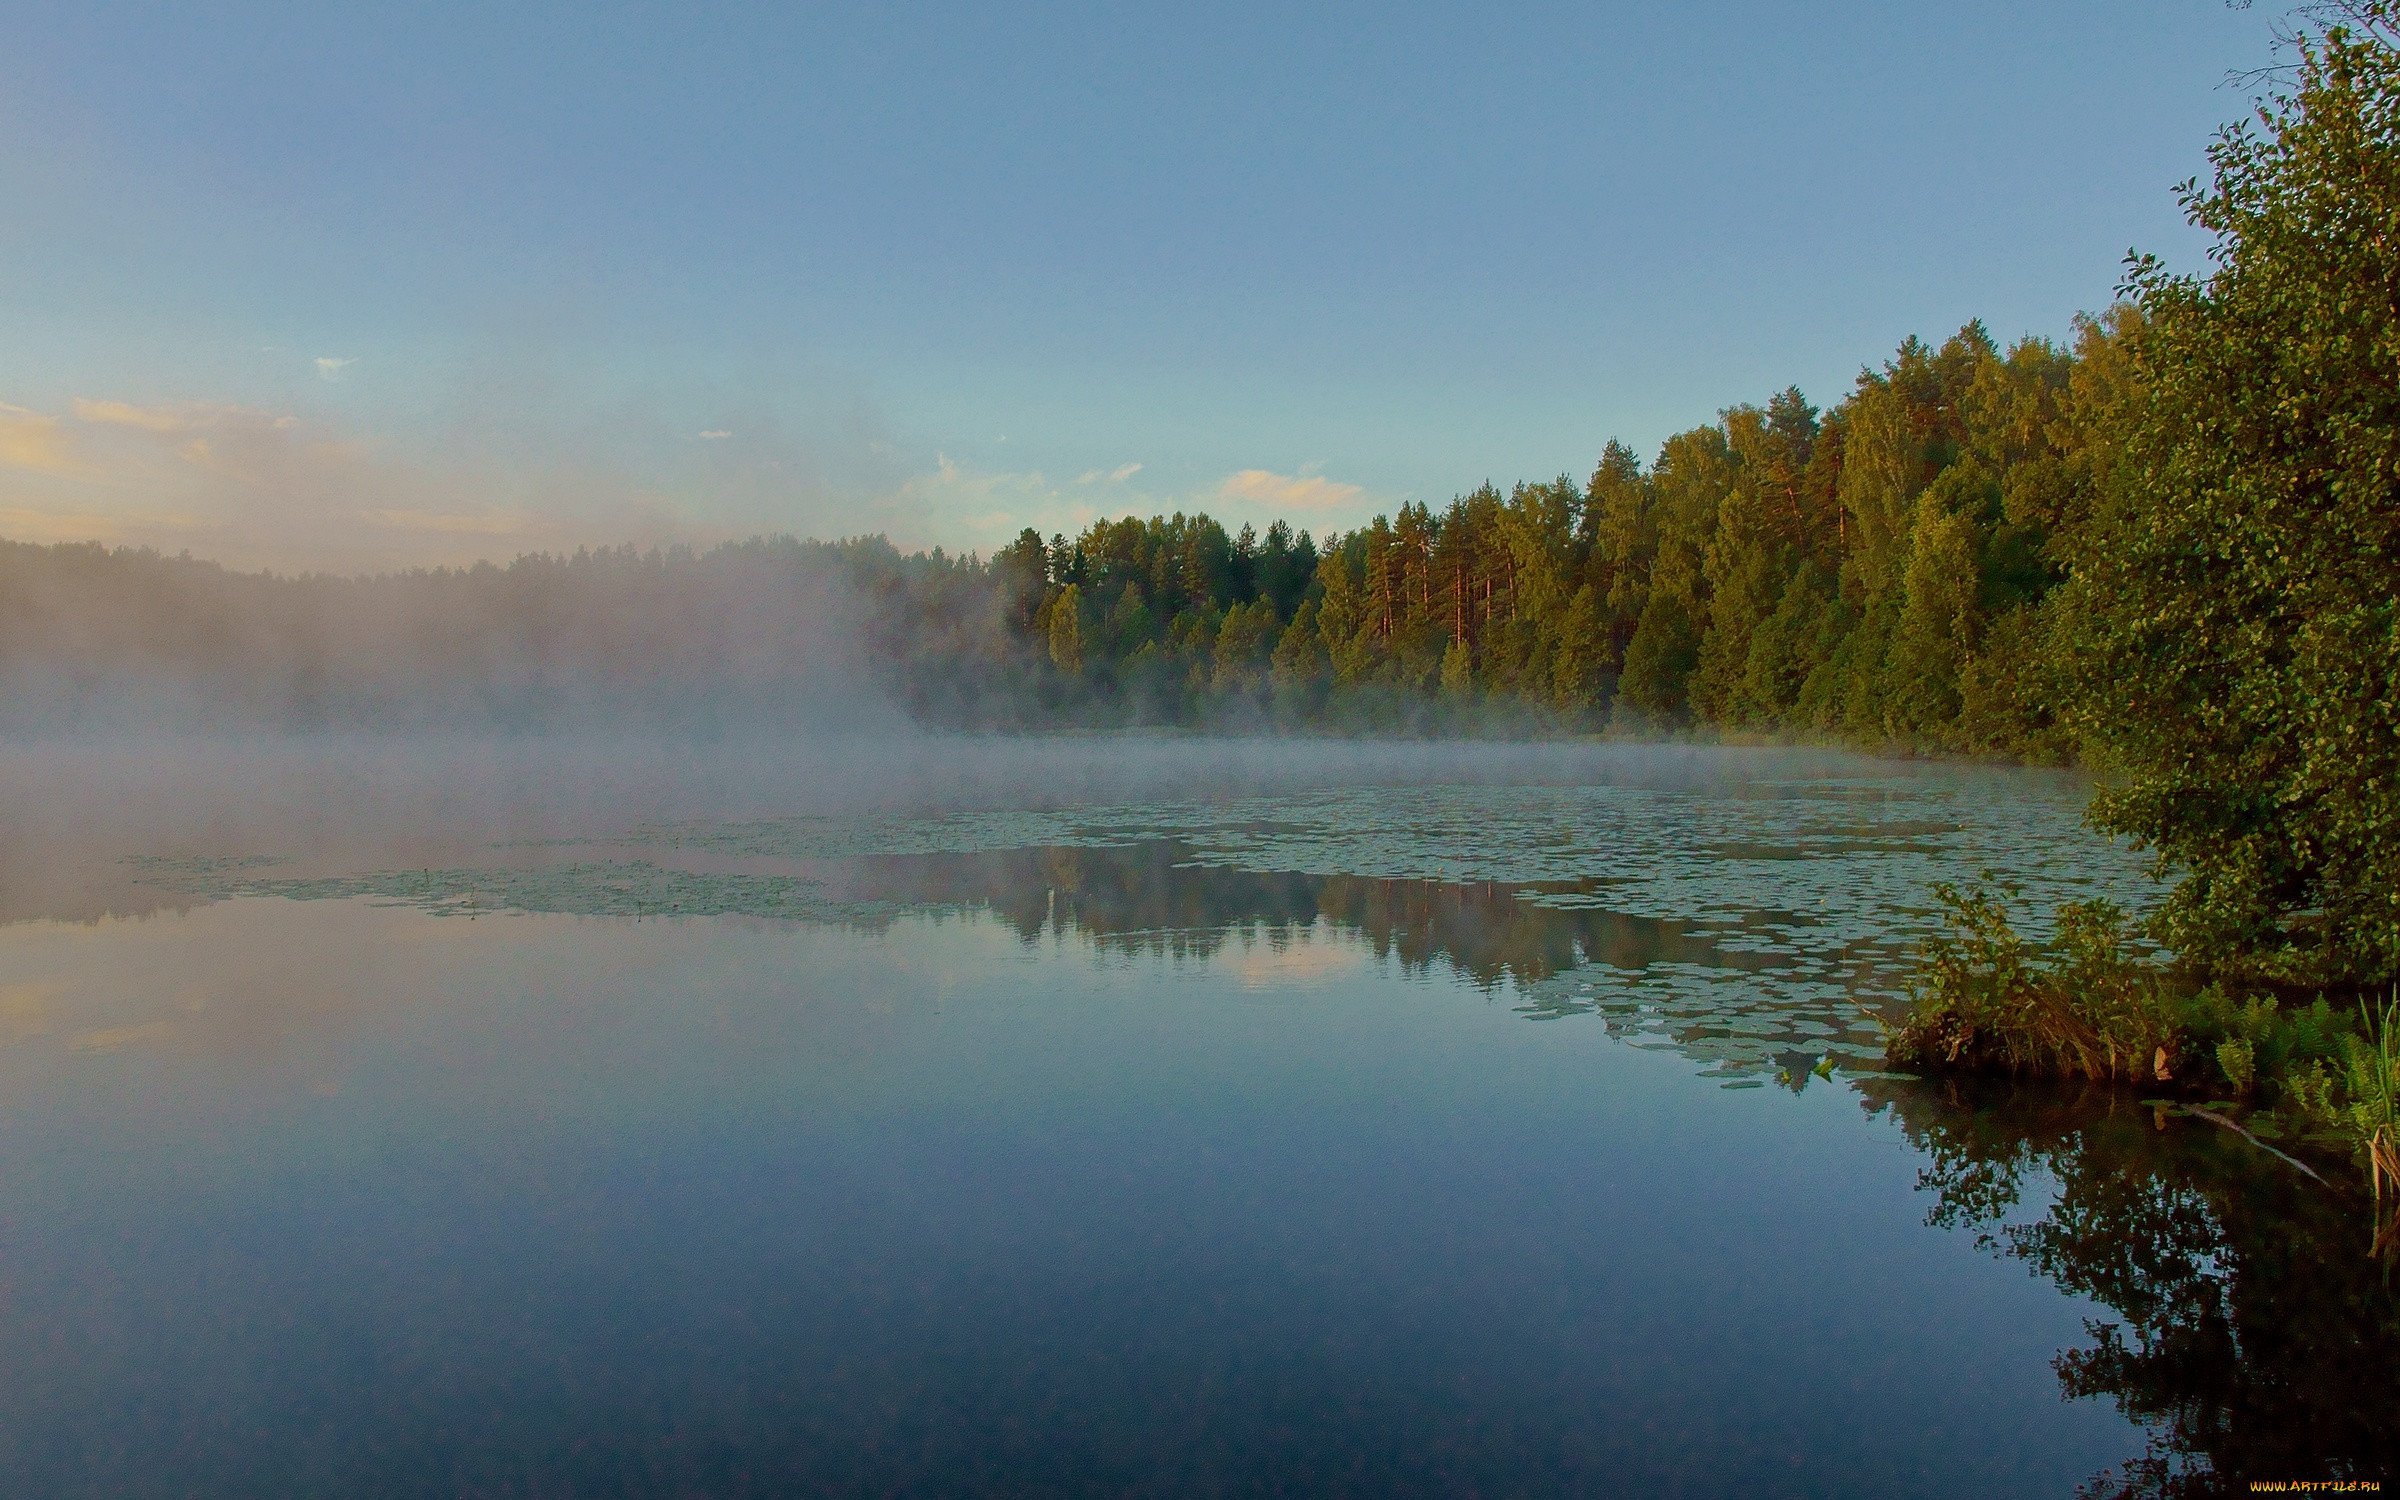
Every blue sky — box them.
[1,1,2283,571]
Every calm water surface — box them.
[0,739,2390,1496]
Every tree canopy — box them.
[2,317,2129,753]
[2065,9,2400,988]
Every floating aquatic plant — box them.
[134,769,2155,1086]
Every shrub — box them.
[1887,884,2185,1084]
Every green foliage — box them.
[2061,19,2400,987]
[3,304,2131,750]
[1438,636,1475,699]
[1955,603,2066,760]
[2217,1037,2258,1097]
[1885,493,1980,743]
[1209,598,1279,698]
[1045,582,1086,676]
[2339,995,2400,1203]
[1616,584,1700,720]
[1891,17,2400,1175]
[1888,881,2400,1187]
[1889,884,2185,1084]
[1269,598,1328,695]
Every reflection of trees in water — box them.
[844,840,1733,989]
[1863,1080,2400,1496]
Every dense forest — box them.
[1,311,2123,754]
[987,311,2118,755]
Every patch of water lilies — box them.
[131,767,2158,1085]
[130,856,886,925]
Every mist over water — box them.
[0,553,2279,1495]
[5,728,2150,1097]
[0,536,940,735]
[0,730,2072,920]
[11,0,2394,1486]
[8,723,2394,1495]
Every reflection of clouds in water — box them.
[0,904,543,1092]
[0,901,1028,1102]
[613,771,2155,1079]
[12,743,2163,1088]
[0,980,66,1045]
[71,1020,178,1053]
[108,758,2162,1084]
[1211,927,1364,991]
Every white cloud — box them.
[697,429,732,440]
[1215,466,1366,513]
[1074,461,1143,486]
[314,356,356,381]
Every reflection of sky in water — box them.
[125,766,2160,1083]
[6,742,2391,1495]
[0,898,2141,1497]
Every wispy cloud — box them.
[73,398,298,435]
[5,372,1232,573]
[0,403,89,477]
[365,508,529,536]
[1215,466,1365,513]
[0,396,536,569]
[886,453,1101,552]
[70,398,194,434]
[314,356,356,381]
[0,504,133,542]
[2,376,920,572]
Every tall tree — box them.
[1046,583,1087,676]
[2066,9,2400,984]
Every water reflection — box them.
[850,840,1897,1079]
[4,834,2393,1491]
[140,835,1890,1076]
[844,842,1759,986]
[0,895,2144,1498]
[1864,1079,2400,1494]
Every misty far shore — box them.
[3,320,2108,755]
[0,731,2042,937]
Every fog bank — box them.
[0,732,1989,928]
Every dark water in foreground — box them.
[0,740,2391,1496]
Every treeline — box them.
[855,840,1735,990]
[1,313,2132,752]
[1001,313,2125,756]
[0,534,1019,729]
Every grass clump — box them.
[1888,884,2400,1203]
[1887,884,2183,1085]
[2339,996,2400,1250]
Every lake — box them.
[0,737,2390,1496]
